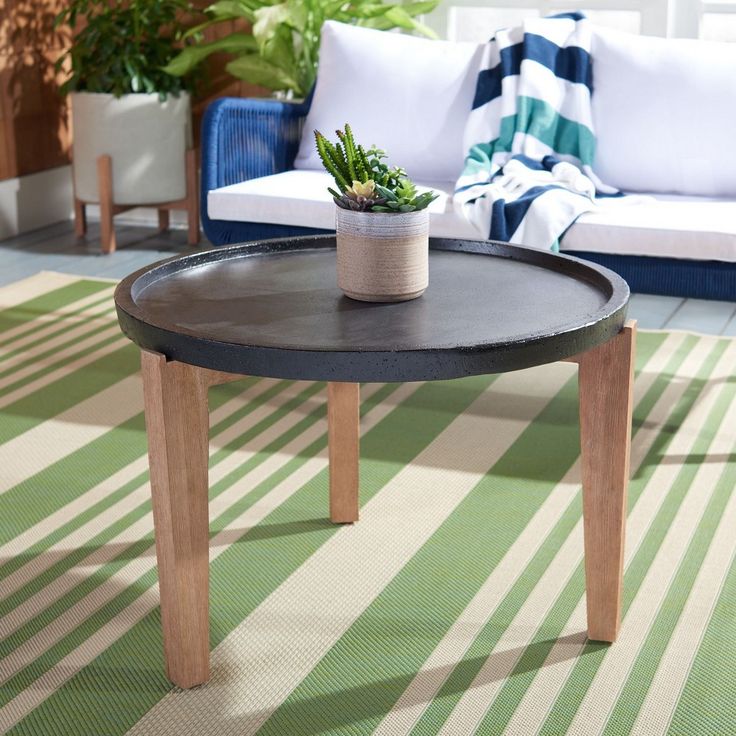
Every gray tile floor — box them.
[2,221,736,334]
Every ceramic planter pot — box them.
[71,92,192,205]
[335,207,429,302]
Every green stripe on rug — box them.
[256,373,583,735]
[400,331,679,735]
[0,345,139,445]
[0,281,110,335]
[537,337,731,736]
[602,457,736,736]
[480,349,733,736]
[669,543,736,735]
[0,297,114,359]
[0,379,251,566]
[0,318,118,381]
[0,273,733,736]
[0,383,327,660]
[8,377,496,735]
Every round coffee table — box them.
[115,236,635,689]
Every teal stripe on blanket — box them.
[463,97,597,180]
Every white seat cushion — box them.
[208,171,736,262]
[207,170,479,239]
[293,22,483,183]
[561,195,736,261]
[591,27,736,197]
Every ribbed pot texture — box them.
[335,208,430,302]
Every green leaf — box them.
[365,5,438,37]
[206,0,255,21]
[339,4,401,20]
[343,0,437,21]
[261,24,298,73]
[375,184,398,201]
[399,0,441,17]
[286,0,308,32]
[225,54,302,94]
[164,33,257,76]
[252,3,291,49]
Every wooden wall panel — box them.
[0,0,267,183]
[0,0,70,181]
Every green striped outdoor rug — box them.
[0,272,734,736]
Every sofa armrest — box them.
[201,96,310,193]
[200,95,330,246]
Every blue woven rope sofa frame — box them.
[201,96,736,301]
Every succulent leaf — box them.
[317,125,437,212]
[346,180,376,198]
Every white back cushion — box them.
[592,27,736,196]
[294,22,482,182]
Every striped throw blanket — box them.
[454,12,614,250]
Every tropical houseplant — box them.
[164,0,440,99]
[316,125,438,302]
[55,0,199,251]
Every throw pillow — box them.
[294,21,483,183]
[591,27,736,196]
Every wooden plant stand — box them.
[74,148,199,254]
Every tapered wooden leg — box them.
[141,350,211,688]
[328,382,360,523]
[186,148,200,246]
[97,154,116,254]
[578,321,636,642]
[158,209,170,233]
[74,198,87,237]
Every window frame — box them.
[421,0,736,40]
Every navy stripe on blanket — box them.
[548,11,587,21]
[489,183,581,241]
[473,34,592,110]
[455,155,570,198]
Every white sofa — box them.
[202,21,736,299]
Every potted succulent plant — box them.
[55,0,199,250]
[315,125,438,302]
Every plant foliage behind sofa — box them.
[165,0,439,98]
[55,0,197,99]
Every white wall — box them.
[0,166,73,241]
[0,164,190,240]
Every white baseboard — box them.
[0,165,192,240]
[0,166,74,240]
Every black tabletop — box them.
[115,236,629,382]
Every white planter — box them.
[336,207,429,302]
[71,92,192,205]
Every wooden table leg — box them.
[141,350,211,688]
[578,321,636,642]
[328,382,360,523]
